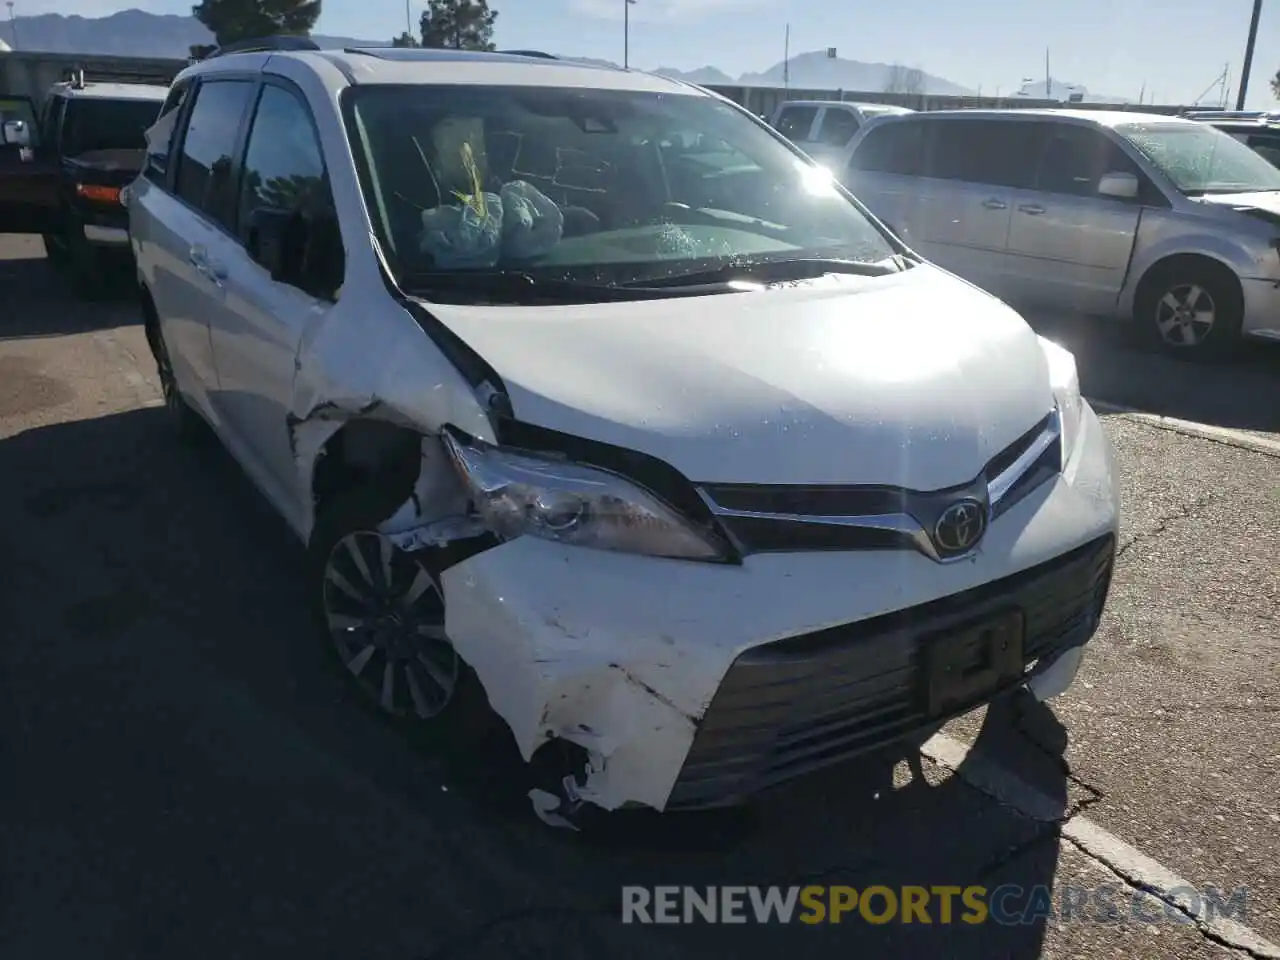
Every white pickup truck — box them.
[769,99,914,166]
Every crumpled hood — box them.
[422,265,1055,489]
[1195,190,1280,224]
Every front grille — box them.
[699,412,1058,556]
[666,534,1115,809]
[701,412,1054,518]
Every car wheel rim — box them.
[322,530,459,720]
[1154,283,1215,347]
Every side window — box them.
[174,79,255,229]
[1245,134,1280,169]
[238,83,342,295]
[817,108,860,147]
[928,120,1041,188]
[1035,124,1114,196]
[1035,123,1157,203]
[775,106,818,142]
[145,79,191,183]
[849,119,926,176]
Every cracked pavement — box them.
[1,234,1278,959]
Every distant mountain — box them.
[0,9,382,58]
[739,50,973,96]
[655,65,735,86]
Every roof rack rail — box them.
[499,49,558,59]
[60,66,174,87]
[1181,108,1278,121]
[201,35,320,60]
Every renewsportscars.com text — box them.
[621,884,1249,925]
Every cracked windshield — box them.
[1,0,1279,957]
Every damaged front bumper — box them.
[426,404,1119,815]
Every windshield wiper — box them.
[621,256,902,289]
[402,270,686,304]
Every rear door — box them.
[1003,122,1147,315]
[141,77,256,422]
[843,116,928,241]
[891,117,1039,294]
[0,95,59,235]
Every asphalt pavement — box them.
[1,234,1277,960]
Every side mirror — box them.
[1098,171,1139,200]
[2,120,31,148]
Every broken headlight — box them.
[440,430,727,561]
[1038,336,1083,464]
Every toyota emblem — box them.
[934,499,987,554]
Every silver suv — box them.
[841,109,1280,358]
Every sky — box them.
[12,0,1280,108]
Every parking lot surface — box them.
[1,233,1277,959]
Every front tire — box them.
[150,319,207,444]
[306,490,494,743]
[1135,260,1243,361]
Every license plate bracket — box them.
[922,610,1026,717]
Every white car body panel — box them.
[442,402,1117,811]
[425,266,1055,489]
[129,49,1122,817]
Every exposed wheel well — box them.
[309,419,424,521]
[1133,253,1242,317]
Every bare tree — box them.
[1272,68,1280,100]
[882,64,925,96]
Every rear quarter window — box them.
[848,119,926,176]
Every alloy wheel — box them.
[321,530,459,720]
[1154,283,1216,347]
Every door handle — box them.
[981,198,1007,210]
[1017,203,1046,215]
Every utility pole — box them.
[404,0,411,38]
[6,2,18,50]
[1045,47,1051,100]
[1235,0,1264,109]
[783,23,790,94]
[624,0,636,69]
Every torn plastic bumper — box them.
[435,410,1117,816]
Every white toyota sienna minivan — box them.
[126,39,1120,825]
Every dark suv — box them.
[0,71,168,296]
[1181,109,1280,169]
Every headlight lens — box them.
[440,430,726,561]
[1038,336,1083,463]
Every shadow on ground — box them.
[0,248,138,340]
[1029,312,1280,434]
[0,404,1077,959]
